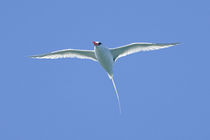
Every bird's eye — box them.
[98,42,102,45]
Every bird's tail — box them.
[110,75,122,114]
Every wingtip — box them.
[166,42,181,47]
[173,42,181,45]
[29,55,37,59]
[29,55,42,59]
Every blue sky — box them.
[0,0,210,139]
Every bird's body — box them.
[94,44,114,78]
[31,41,179,113]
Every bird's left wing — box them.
[31,49,97,61]
[110,43,179,61]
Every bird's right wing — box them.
[31,49,97,61]
[110,42,179,61]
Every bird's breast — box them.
[95,46,114,76]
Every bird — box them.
[31,41,179,113]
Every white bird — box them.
[31,41,179,113]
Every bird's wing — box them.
[110,42,179,61]
[31,49,97,61]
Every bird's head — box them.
[92,41,102,47]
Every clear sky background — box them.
[0,0,210,139]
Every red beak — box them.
[92,41,97,46]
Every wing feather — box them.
[31,49,97,61]
[110,42,179,61]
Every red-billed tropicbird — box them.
[31,41,179,113]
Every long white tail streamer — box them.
[111,77,122,114]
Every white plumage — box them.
[110,42,179,61]
[31,49,97,61]
[31,41,179,113]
